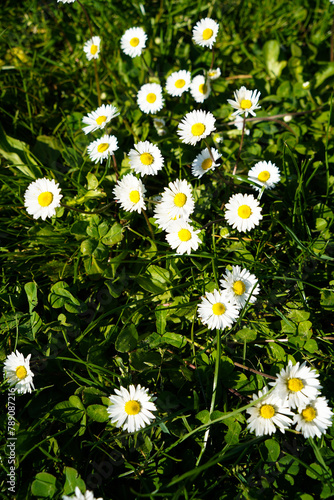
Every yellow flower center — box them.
[129,190,140,203]
[199,83,208,94]
[191,123,205,136]
[202,28,213,40]
[97,143,109,153]
[287,378,304,392]
[178,229,191,242]
[302,406,317,422]
[212,302,225,315]
[201,158,213,170]
[232,280,246,296]
[140,152,154,165]
[124,400,141,415]
[237,205,252,219]
[16,365,27,380]
[240,99,252,110]
[208,71,215,77]
[90,44,98,55]
[260,404,275,419]
[174,193,187,207]
[130,37,140,47]
[146,93,156,103]
[175,79,186,89]
[258,170,270,182]
[38,191,53,207]
[96,115,107,125]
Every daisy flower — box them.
[248,160,281,191]
[82,104,119,135]
[62,486,103,500]
[137,83,164,114]
[87,134,118,164]
[177,109,216,146]
[246,387,294,437]
[207,67,221,80]
[159,179,195,219]
[165,220,201,255]
[24,178,62,221]
[233,115,250,135]
[128,141,164,176]
[224,193,262,232]
[293,397,333,439]
[192,18,219,49]
[57,0,76,3]
[3,350,35,394]
[220,265,260,309]
[190,74,211,103]
[197,289,239,330]
[270,360,322,410]
[191,147,221,178]
[113,174,146,214]
[83,36,101,61]
[153,117,166,136]
[165,70,191,97]
[107,384,157,433]
[120,27,147,58]
[227,86,261,117]
[153,205,182,231]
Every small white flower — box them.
[83,36,101,61]
[153,205,182,231]
[177,109,216,146]
[57,0,76,3]
[190,74,211,103]
[224,193,263,232]
[233,115,250,135]
[207,67,221,80]
[158,179,195,219]
[120,27,147,58]
[191,147,221,178]
[113,174,146,214]
[227,86,261,117]
[153,117,166,136]
[62,486,103,500]
[197,289,239,330]
[3,350,35,394]
[82,104,119,135]
[165,219,201,255]
[220,265,260,309]
[192,18,219,49]
[87,134,118,164]
[165,70,191,97]
[248,161,281,191]
[137,83,164,114]
[293,397,333,439]
[107,384,157,433]
[246,387,294,437]
[128,141,164,176]
[24,178,62,221]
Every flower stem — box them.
[233,115,246,175]
[141,53,154,77]
[142,209,155,240]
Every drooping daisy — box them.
[220,265,260,309]
[137,83,164,114]
[190,74,211,103]
[107,384,157,433]
[87,134,118,164]
[248,161,281,191]
[113,174,146,214]
[159,179,195,219]
[128,141,164,176]
[246,387,294,437]
[192,18,219,49]
[293,397,333,439]
[191,147,221,178]
[177,109,216,146]
[83,36,101,61]
[233,115,250,135]
[24,178,62,221]
[165,220,201,255]
[153,117,166,136]
[120,27,147,58]
[227,86,261,117]
[3,350,35,394]
[224,193,262,232]
[165,70,191,97]
[270,360,322,410]
[62,486,103,500]
[207,67,221,80]
[82,104,119,134]
[197,289,239,330]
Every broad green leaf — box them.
[63,467,86,496]
[315,62,334,88]
[101,223,123,246]
[86,404,109,422]
[224,421,241,445]
[161,332,186,348]
[115,324,138,352]
[155,307,167,335]
[263,40,287,78]
[261,439,280,462]
[31,472,56,498]
[235,328,257,342]
[24,281,38,312]
[52,401,85,423]
[86,172,99,190]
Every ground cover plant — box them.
[1,0,334,498]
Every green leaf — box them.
[261,439,280,462]
[86,404,109,422]
[130,349,162,371]
[161,332,187,348]
[235,328,257,342]
[224,421,241,445]
[196,410,210,424]
[315,62,334,88]
[86,172,99,190]
[31,472,56,498]
[81,239,98,256]
[115,324,138,352]
[52,401,85,424]
[263,40,287,78]
[155,307,167,336]
[102,223,124,246]
[298,320,312,337]
[24,281,38,312]
[63,467,86,496]
[304,339,318,353]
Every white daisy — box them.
[191,147,221,178]
[159,179,195,219]
[197,289,239,330]
[113,174,146,214]
[3,350,35,394]
[220,265,260,309]
[293,397,333,439]
[82,104,119,135]
[270,360,322,410]
[24,178,62,221]
[224,193,262,232]
[246,387,294,437]
[248,161,281,191]
[165,220,201,255]
[62,486,103,500]
[165,70,191,97]
[153,205,182,231]
[120,27,147,58]
[227,86,261,117]
[233,115,250,135]
[137,83,164,114]
[87,134,118,164]
[83,36,101,61]
[57,0,76,3]
[107,384,157,433]
[190,74,211,103]
[128,141,164,176]
[192,18,219,49]
[177,109,216,146]
[207,67,221,80]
